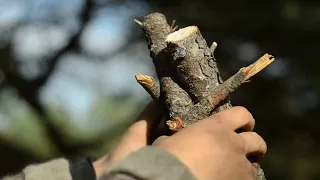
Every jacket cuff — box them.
[23,158,72,180]
[102,146,196,180]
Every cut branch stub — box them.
[135,74,160,101]
[166,26,220,105]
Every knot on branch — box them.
[166,117,184,132]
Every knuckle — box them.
[233,106,250,115]
[252,132,268,154]
[213,116,225,125]
[204,124,226,138]
[153,135,169,145]
[206,113,224,123]
[234,106,255,130]
[253,132,267,154]
[234,106,253,119]
[203,114,227,131]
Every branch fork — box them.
[134,13,273,180]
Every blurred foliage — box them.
[0,0,319,179]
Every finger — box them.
[105,102,163,166]
[135,101,162,124]
[239,132,267,157]
[152,135,169,145]
[126,101,162,144]
[131,101,161,131]
[208,106,255,131]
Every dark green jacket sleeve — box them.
[1,159,72,180]
[1,147,196,180]
[100,146,196,180]
[1,157,96,180]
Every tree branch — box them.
[206,53,275,110]
[136,12,273,180]
[139,13,194,121]
[135,74,160,101]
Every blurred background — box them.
[0,0,319,179]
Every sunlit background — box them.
[0,0,319,179]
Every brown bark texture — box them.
[135,12,275,180]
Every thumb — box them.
[128,101,162,144]
[106,101,162,163]
[152,135,169,145]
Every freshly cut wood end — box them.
[166,26,199,43]
[241,53,275,82]
[210,42,218,53]
[135,74,155,86]
[211,42,217,47]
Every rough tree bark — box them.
[135,13,274,180]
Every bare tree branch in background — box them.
[0,0,97,157]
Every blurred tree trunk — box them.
[0,0,97,157]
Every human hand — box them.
[93,101,162,178]
[153,107,267,180]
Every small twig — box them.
[134,19,143,26]
[241,53,275,82]
[135,74,160,101]
[170,20,178,32]
[172,25,178,32]
[210,41,218,55]
[207,53,275,110]
[166,26,221,104]
[171,20,176,27]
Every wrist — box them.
[93,155,109,178]
[70,156,97,180]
